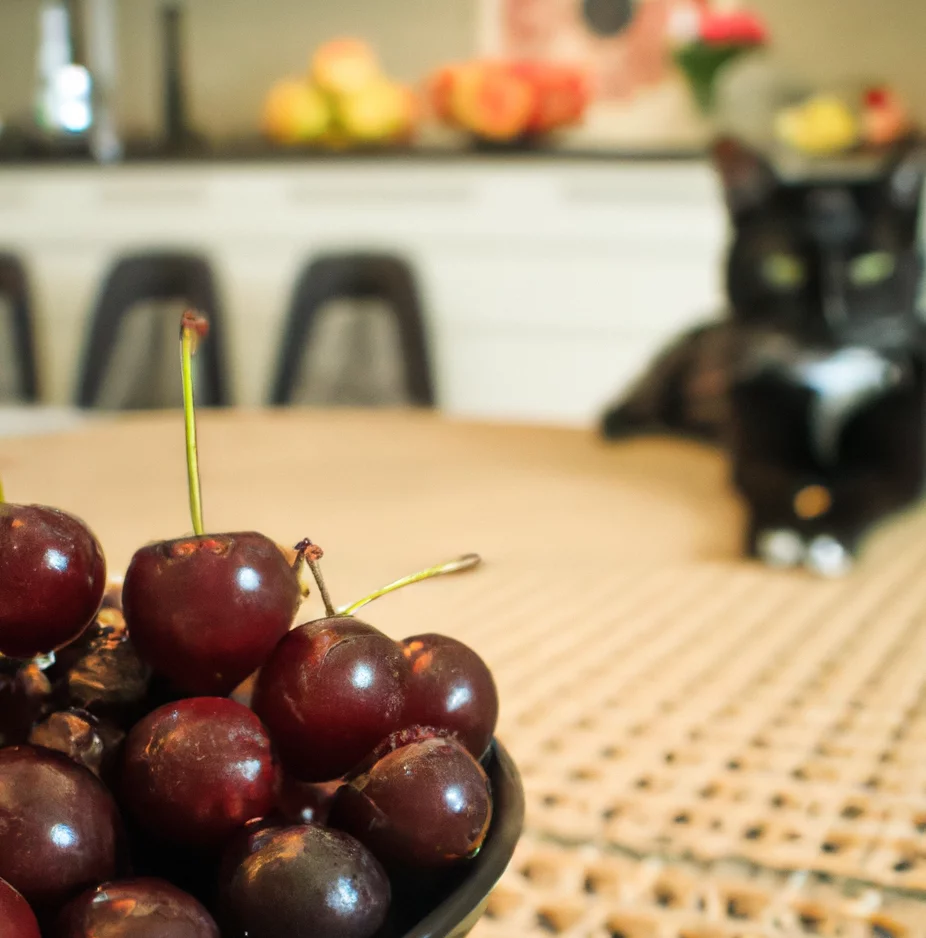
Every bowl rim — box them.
[401,738,524,938]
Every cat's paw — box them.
[804,534,854,578]
[755,528,805,569]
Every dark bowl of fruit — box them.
[0,311,523,938]
[398,739,523,938]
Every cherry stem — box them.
[338,553,482,617]
[294,539,335,617]
[0,475,5,504]
[290,547,312,599]
[180,311,208,537]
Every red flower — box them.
[865,87,889,108]
[699,10,767,46]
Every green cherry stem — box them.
[0,474,5,504]
[338,553,482,616]
[180,310,209,537]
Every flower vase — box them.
[673,44,752,115]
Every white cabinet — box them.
[0,159,728,425]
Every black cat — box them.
[601,136,926,575]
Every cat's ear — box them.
[711,136,777,218]
[884,135,926,214]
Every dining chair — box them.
[75,251,230,408]
[0,253,40,402]
[268,253,435,408]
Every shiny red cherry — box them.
[277,776,343,826]
[120,697,278,849]
[0,505,105,659]
[330,731,493,869]
[56,878,219,938]
[0,876,41,938]
[252,617,410,781]
[122,532,301,695]
[0,746,123,912]
[401,633,499,757]
[218,824,390,938]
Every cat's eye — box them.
[761,253,806,290]
[849,251,896,286]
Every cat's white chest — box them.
[790,348,902,463]
[747,341,903,464]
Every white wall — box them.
[1,0,926,143]
[0,0,475,141]
[750,0,926,123]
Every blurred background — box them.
[0,0,921,424]
[7,8,926,935]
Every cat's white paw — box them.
[756,528,805,569]
[805,534,853,578]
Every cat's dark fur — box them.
[601,137,926,573]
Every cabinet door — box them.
[437,324,686,424]
[424,237,723,423]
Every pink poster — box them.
[479,0,707,146]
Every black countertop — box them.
[0,132,706,168]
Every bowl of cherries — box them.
[0,313,523,938]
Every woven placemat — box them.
[4,411,926,936]
[439,556,926,938]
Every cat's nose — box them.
[821,256,848,329]
[823,291,848,327]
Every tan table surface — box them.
[5,409,926,937]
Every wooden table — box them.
[0,408,746,579]
[5,410,926,937]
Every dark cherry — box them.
[56,607,151,725]
[0,505,106,659]
[56,878,219,938]
[122,532,300,695]
[0,876,41,938]
[218,824,390,938]
[121,820,223,911]
[330,731,493,869]
[29,710,124,781]
[218,815,288,887]
[278,776,343,826]
[121,697,278,848]
[47,605,132,685]
[252,617,410,782]
[0,746,123,912]
[0,661,52,748]
[401,633,499,757]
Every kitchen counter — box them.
[0,131,706,168]
[0,158,727,420]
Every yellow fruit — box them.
[775,95,859,156]
[318,126,353,151]
[312,38,382,96]
[337,80,416,144]
[262,79,330,145]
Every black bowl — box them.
[396,739,524,938]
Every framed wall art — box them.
[477,0,710,149]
